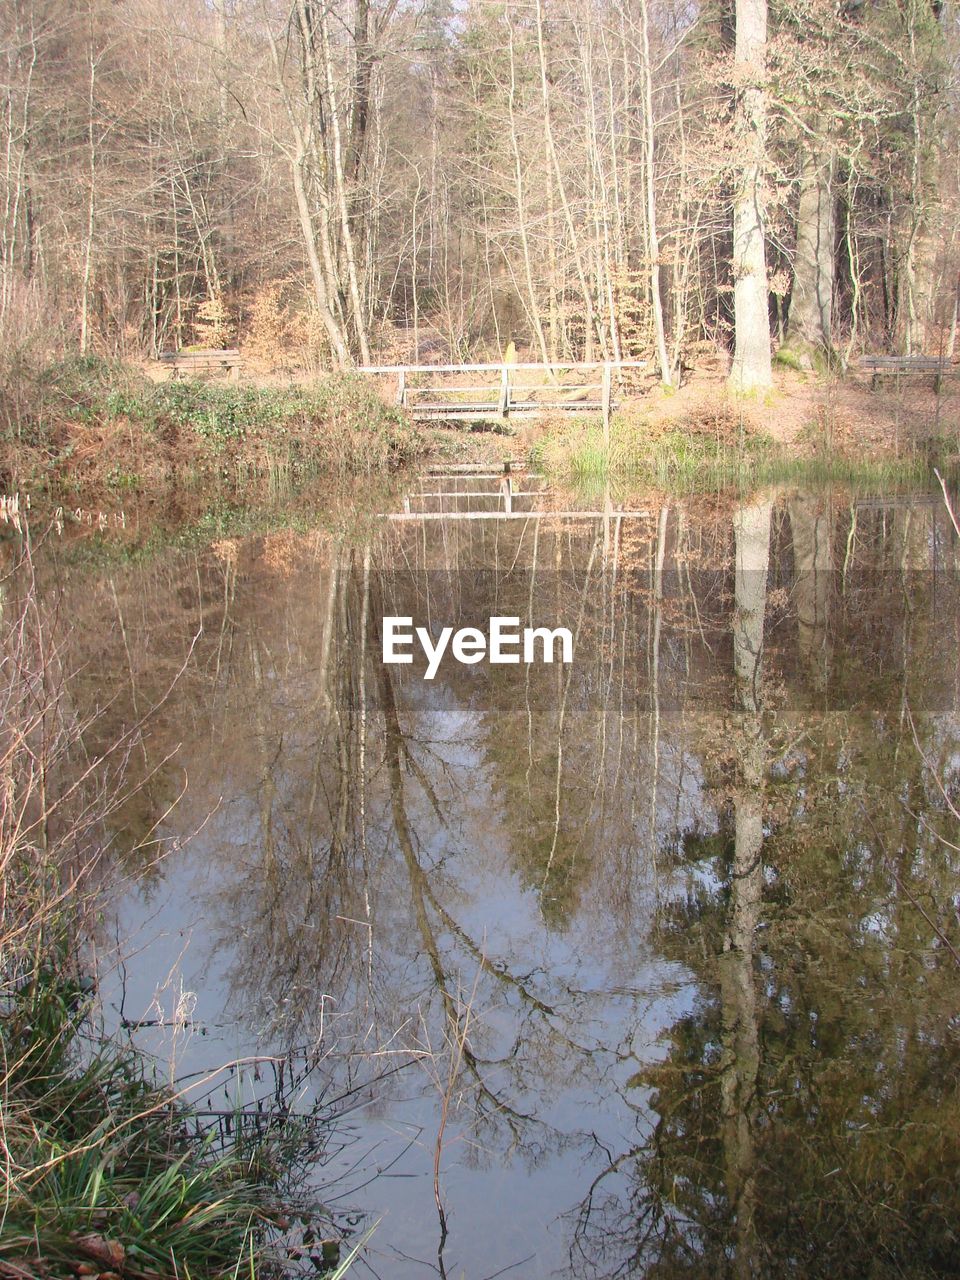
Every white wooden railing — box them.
[358,360,648,431]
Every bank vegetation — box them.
[0,542,366,1277]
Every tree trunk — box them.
[319,7,371,364]
[264,7,350,366]
[291,146,350,365]
[784,147,835,359]
[639,0,672,385]
[535,0,597,361]
[79,44,97,355]
[506,17,550,365]
[729,0,772,393]
[947,271,959,360]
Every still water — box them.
[52,473,960,1278]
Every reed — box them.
[530,416,932,492]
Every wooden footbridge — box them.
[358,359,648,428]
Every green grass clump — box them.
[2,957,371,1278]
[530,413,933,493]
[1,966,267,1276]
[530,414,774,489]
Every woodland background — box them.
[1,0,957,389]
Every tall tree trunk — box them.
[1,6,38,315]
[639,0,672,385]
[535,0,597,361]
[264,8,350,366]
[896,75,940,355]
[506,17,550,365]
[79,43,97,355]
[348,0,372,184]
[946,271,959,360]
[291,146,350,365]
[784,146,835,359]
[319,7,371,363]
[729,0,772,392]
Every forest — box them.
[1,0,958,392]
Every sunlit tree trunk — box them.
[729,0,772,392]
[263,4,350,366]
[535,0,597,361]
[319,6,371,363]
[506,15,549,365]
[639,0,672,385]
[79,42,97,355]
[945,272,959,360]
[1,3,39,317]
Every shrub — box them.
[1,357,422,496]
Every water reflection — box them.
[45,477,960,1277]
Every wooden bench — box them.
[158,348,242,382]
[859,354,950,391]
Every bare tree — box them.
[730,0,773,391]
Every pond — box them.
[44,472,960,1278]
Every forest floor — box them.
[642,364,958,455]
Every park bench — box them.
[859,354,950,391]
[158,348,242,382]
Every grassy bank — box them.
[0,356,422,501]
[528,411,938,491]
[3,969,266,1276]
[2,356,950,510]
[2,965,368,1279]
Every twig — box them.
[933,468,960,539]
[433,965,482,1273]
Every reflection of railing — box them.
[358,360,648,430]
[398,472,546,517]
[384,469,652,521]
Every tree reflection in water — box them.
[46,485,960,1277]
[569,493,960,1279]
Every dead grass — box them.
[508,362,958,468]
[649,365,959,456]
